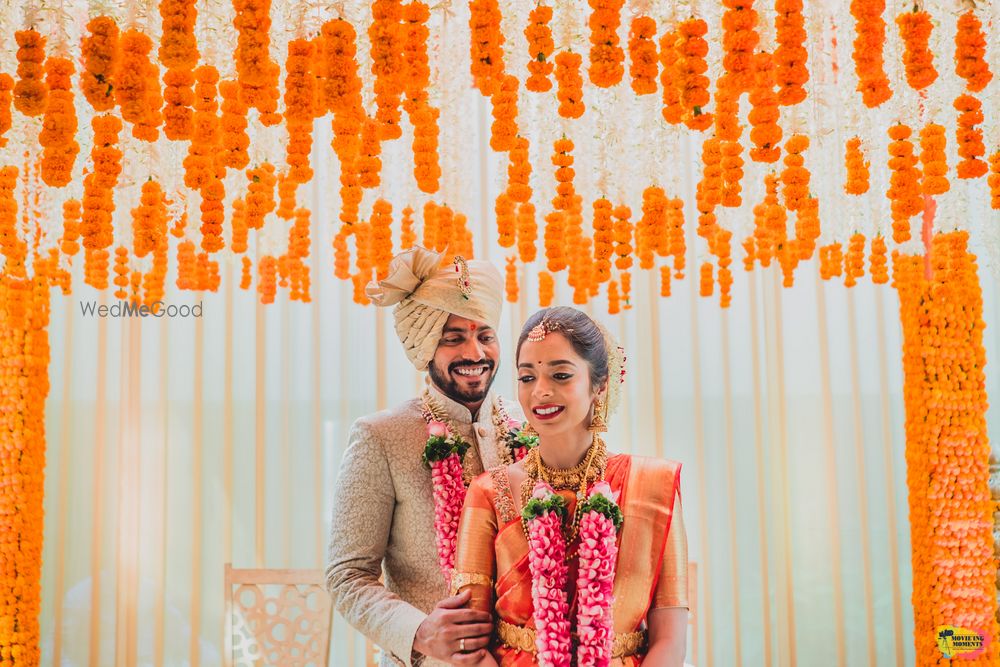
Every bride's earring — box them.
[588,399,608,433]
[521,421,538,437]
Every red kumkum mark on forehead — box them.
[468,323,478,331]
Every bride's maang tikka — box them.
[526,320,563,342]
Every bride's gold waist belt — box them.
[496,618,646,658]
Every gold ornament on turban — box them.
[366,246,504,370]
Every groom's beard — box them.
[427,358,498,406]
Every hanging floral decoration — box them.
[159,0,199,140]
[525,5,555,92]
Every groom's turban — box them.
[366,247,503,370]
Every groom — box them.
[326,247,521,666]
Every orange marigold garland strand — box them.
[894,232,1000,667]
[525,5,554,92]
[400,205,416,250]
[183,65,221,192]
[755,173,785,269]
[0,167,25,274]
[588,0,626,88]
[869,235,888,283]
[490,75,519,152]
[844,136,870,195]
[60,198,81,257]
[39,57,79,188]
[358,117,383,189]
[555,51,585,119]
[543,210,567,273]
[607,278,620,314]
[538,270,554,307]
[113,246,131,300]
[370,0,404,140]
[505,256,518,302]
[233,0,282,125]
[954,94,988,179]
[370,198,394,280]
[0,268,51,666]
[506,136,532,203]
[81,114,123,289]
[219,79,250,170]
[748,52,782,163]
[402,1,441,194]
[132,179,167,259]
[638,186,667,270]
[918,123,948,196]
[667,197,686,277]
[896,10,937,92]
[659,29,683,125]
[887,123,922,244]
[333,226,352,280]
[774,0,808,105]
[257,254,277,304]
[239,256,252,290]
[612,204,633,275]
[469,0,505,95]
[496,191,516,248]
[116,29,163,142]
[80,17,119,112]
[780,134,810,213]
[851,0,892,107]
[245,162,277,230]
[276,171,296,220]
[517,201,538,263]
[954,10,992,93]
[230,198,248,253]
[284,38,316,184]
[843,232,865,287]
[0,74,13,147]
[627,16,657,96]
[159,0,199,140]
[13,30,47,117]
[322,19,365,224]
[720,0,760,96]
[989,151,1000,210]
[716,229,733,308]
[676,19,713,131]
[699,262,714,297]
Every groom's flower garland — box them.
[421,391,538,581]
[522,479,624,667]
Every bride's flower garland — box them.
[522,478,624,667]
[421,391,538,581]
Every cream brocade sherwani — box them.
[325,381,523,667]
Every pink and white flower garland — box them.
[522,481,623,667]
[422,420,470,583]
[524,483,573,666]
[575,481,621,667]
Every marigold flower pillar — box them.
[0,271,50,665]
[894,231,1000,665]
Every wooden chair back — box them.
[224,564,333,667]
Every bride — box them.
[450,306,688,666]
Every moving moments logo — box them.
[936,626,989,660]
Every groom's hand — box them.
[413,589,492,664]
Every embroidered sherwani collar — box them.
[424,378,498,426]
[425,378,506,470]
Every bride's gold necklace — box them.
[520,435,607,555]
